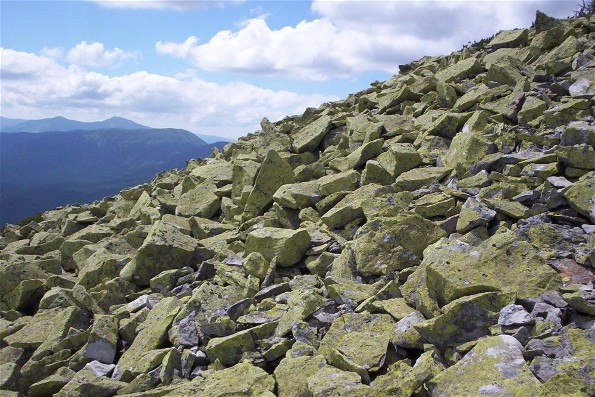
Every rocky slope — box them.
[1,11,594,397]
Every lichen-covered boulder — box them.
[176,179,221,218]
[317,170,360,196]
[354,212,446,276]
[488,28,529,50]
[456,197,496,233]
[275,288,326,336]
[319,312,396,382]
[564,172,595,222]
[443,132,497,177]
[414,292,513,349]
[117,297,181,380]
[395,167,450,191]
[55,368,126,397]
[428,335,542,396]
[273,181,320,210]
[330,138,384,172]
[3,306,88,352]
[120,221,209,286]
[292,115,333,153]
[306,365,374,396]
[76,248,128,289]
[242,149,294,220]
[377,143,422,178]
[435,57,484,83]
[205,322,276,366]
[245,227,310,267]
[275,354,327,397]
[320,184,397,229]
[425,230,561,306]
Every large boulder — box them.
[564,172,595,223]
[242,149,294,220]
[424,230,561,306]
[428,335,542,396]
[120,221,211,286]
[354,212,446,276]
[245,227,310,267]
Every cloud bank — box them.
[1,47,335,138]
[156,0,576,80]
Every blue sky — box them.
[1,0,578,138]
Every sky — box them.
[0,0,579,139]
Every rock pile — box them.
[1,11,594,397]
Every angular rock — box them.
[292,115,333,153]
[243,149,294,220]
[319,312,396,382]
[354,212,446,276]
[428,335,542,396]
[564,172,595,222]
[377,143,423,177]
[120,221,209,286]
[245,227,310,267]
[117,297,181,379]
[176,180,221,218]
[424,230,561,306]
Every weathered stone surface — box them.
[243,149,294,219]
[120,221,208,286]
[4,306,88,350]
[377,143,423,177]
[443,132,497,177]
[273,181,320,210]
[245,227,310,267]
[488,28,529,50]
[206,322,276,366]
[395,167,450,191]
[435,57,483,83]
[275,354,327,397]
[428,335,542,396]
[319,312,396,382]
[292,115,333,153]
[176,180,221,218]
[424,230,561,306]
[564,172,595,223]
[317,170,360,196]
[354,212,446,276]
[415,292,513,349]
[118,297,181,379]
[330,138,384,172]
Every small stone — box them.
[498,304,535,326]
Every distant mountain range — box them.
[0,127,228,225]
[0,116,231,144]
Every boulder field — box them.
[1,11,594,397]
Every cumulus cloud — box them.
[67,41,140,67]
[0,48,335,138]
[156,36,199,59]
[90,0,244,11]
[156,0,576,80]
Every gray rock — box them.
[498,304,535,326]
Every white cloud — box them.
[67,41,140,68]
[156,36,199,59]
[40,47,64,59]
[90,0,244,11]
[156,0,576,80]
[0,48,335,138]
